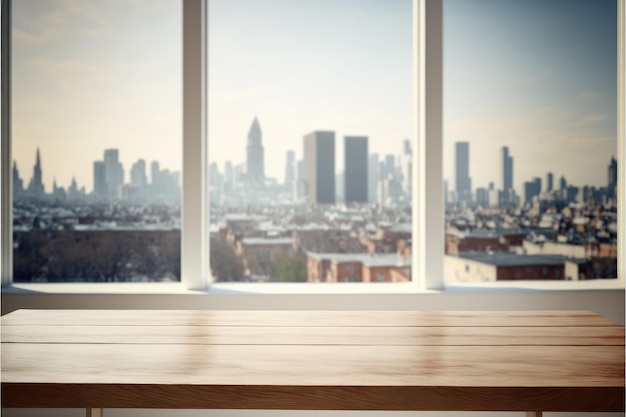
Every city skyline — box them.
[11,0,620,193]
[13,147,180,199]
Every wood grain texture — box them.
[2,309,620,327]
[1,310,624,412]
[3,343,624,386]
[2,324,623,345]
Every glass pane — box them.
[12,0,182,282]
[208,0,413,283]
[444,0,618,283]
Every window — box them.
[443,0,622,284]
[7,0,182,283]
[206,0,415,284]
[1,0,623,292]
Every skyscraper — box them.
[27,148,45,197]
[285,150,295,189]
[501,146,513,192]
[103,149,124,199]
[246,117,265,183]
[455,142,471,201]
[93,161,107,198]
[546,172,553,192]
[608,156,617,198]
[130,159,147,188]
[368,153,379,204]
[303,131,335,204]
[400,140,412,200]
[344,136,368,204]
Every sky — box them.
[207,0,413,180]
[11,0,618,195]
[444,0,617,192]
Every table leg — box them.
[87,408,103,417]
[526,412,542,417]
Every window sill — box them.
[1,279,623,295]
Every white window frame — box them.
[1,0,625,298]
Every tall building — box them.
[368,153,379,204]
[546,172,553,192]
[384,154,396,181]
[93,161,107,198]
[27,148,45,197]
[524,177,542,204]
[103,149,124,199]
[608,156,617,197]
[455,142,471,202]
[400,140,412,200]
[130,159,147,188]
[246,117,265,183]
[303,131,335,204]
[344,136,368,204]
[285,150,295,189]
[501,146,513,192]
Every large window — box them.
[207,0,415,283]
[9,0,182,282]
[443,0,620,283]
[1,0,623,290]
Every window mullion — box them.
[181,0,209,290]
[416,0,444,290]
[1,0,13,287]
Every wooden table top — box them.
[1,310,624,411]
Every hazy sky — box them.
[208,0,413,180]
[12,0,182,193]
[444,0,617,192]
[12,0,618,194]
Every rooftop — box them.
[456,252,565,267]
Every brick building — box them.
[307,253,410,283]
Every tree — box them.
[210,239,244,282]
[270,250,307,282]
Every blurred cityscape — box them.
[12,118,618,283]
[445,143,618,282]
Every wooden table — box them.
[1,310,624,417]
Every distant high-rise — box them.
[344,136,368,204]
[608,156,617,197]
[368,153,379,204]
[303,131,335,204]
[384,154,396,180]
[103,149,124,199]
[93,161,107,198]
[130,159,147,188]
[546,172,553,192]
[246,117,265,183]
[285,150,295,188]
[501,146,513,192]
[403,138,411,155]
[455,142,471,201]
[524,177,542,204]
[400,140,413,200]
[27,148,45,197]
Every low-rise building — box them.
[307,252,410,283]
[445,252,566,283]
